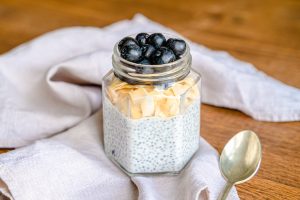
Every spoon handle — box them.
[218,182,233,200]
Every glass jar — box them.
[102,34,201,175]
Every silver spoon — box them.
[218,130,262,200]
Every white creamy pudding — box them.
[103,95,200,174]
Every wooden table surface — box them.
[0,0,299,199]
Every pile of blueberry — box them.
[118,33,187,65]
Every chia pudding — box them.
[102,32,202,175]
[103,94,200,174]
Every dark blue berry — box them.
[165,38,186,57]
[151,47,176,64]
[147,33,166,48]
[141,44,156,59]
[136,33,149,45]
[139,59,151,65]
[137,59,154,74]
[120,44,142,63]
[118,37,138,51]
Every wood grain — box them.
[0,149,10,154]
[0,0,299,199]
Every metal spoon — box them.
[218,130,262,200]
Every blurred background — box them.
[0,0,299,88]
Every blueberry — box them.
[141,44,156,59]
[137,60,154,74]
[136,33,149,45]
[151,47,176,65]
[120,44,142,63]
[139,59,151,65]
[118,37,138,51]
[165,38,186,57]
[147,33,166,48]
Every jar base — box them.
[106,148,198,177]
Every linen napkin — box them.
[0,13,299,199]
[0,111,239,200]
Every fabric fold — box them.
[0,111,239,200]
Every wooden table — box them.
[0,0,299,199]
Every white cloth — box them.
[0,13,299,199]
[0,111,239,200]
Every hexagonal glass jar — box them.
[102,33,201,175]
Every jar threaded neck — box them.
[112,34,192,85]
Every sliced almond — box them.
[106,76,199,119]
[130,102,142,119]
[171,83,190,96]
[141,96,155,117]
[129,88,147,102]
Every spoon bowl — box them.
[218,130,262,200]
